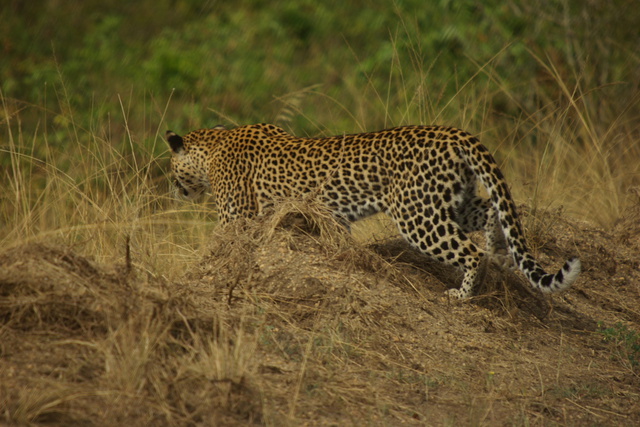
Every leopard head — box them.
[165,130,212,199]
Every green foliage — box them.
[3,0,638,130]
[1,0,639,227]
[598,322,640,373]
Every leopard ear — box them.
[212,124,227,130]
[166,131,184,153]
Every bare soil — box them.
[1,201,639,426]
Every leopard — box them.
[165,123,581,299]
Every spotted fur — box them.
[165,123,581,299]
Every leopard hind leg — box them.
[455,196,515,270]
[389,204,489,299]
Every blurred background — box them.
[1,0,639,239]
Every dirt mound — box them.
[0,243,135,332]
[1,202,639,425]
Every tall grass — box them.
[0,87,217,276]
[2,43,639,264]
[492,51,640,227]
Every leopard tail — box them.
[456,138,581,293]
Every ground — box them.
[1,200,639,426]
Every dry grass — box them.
[1,198,640,425]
